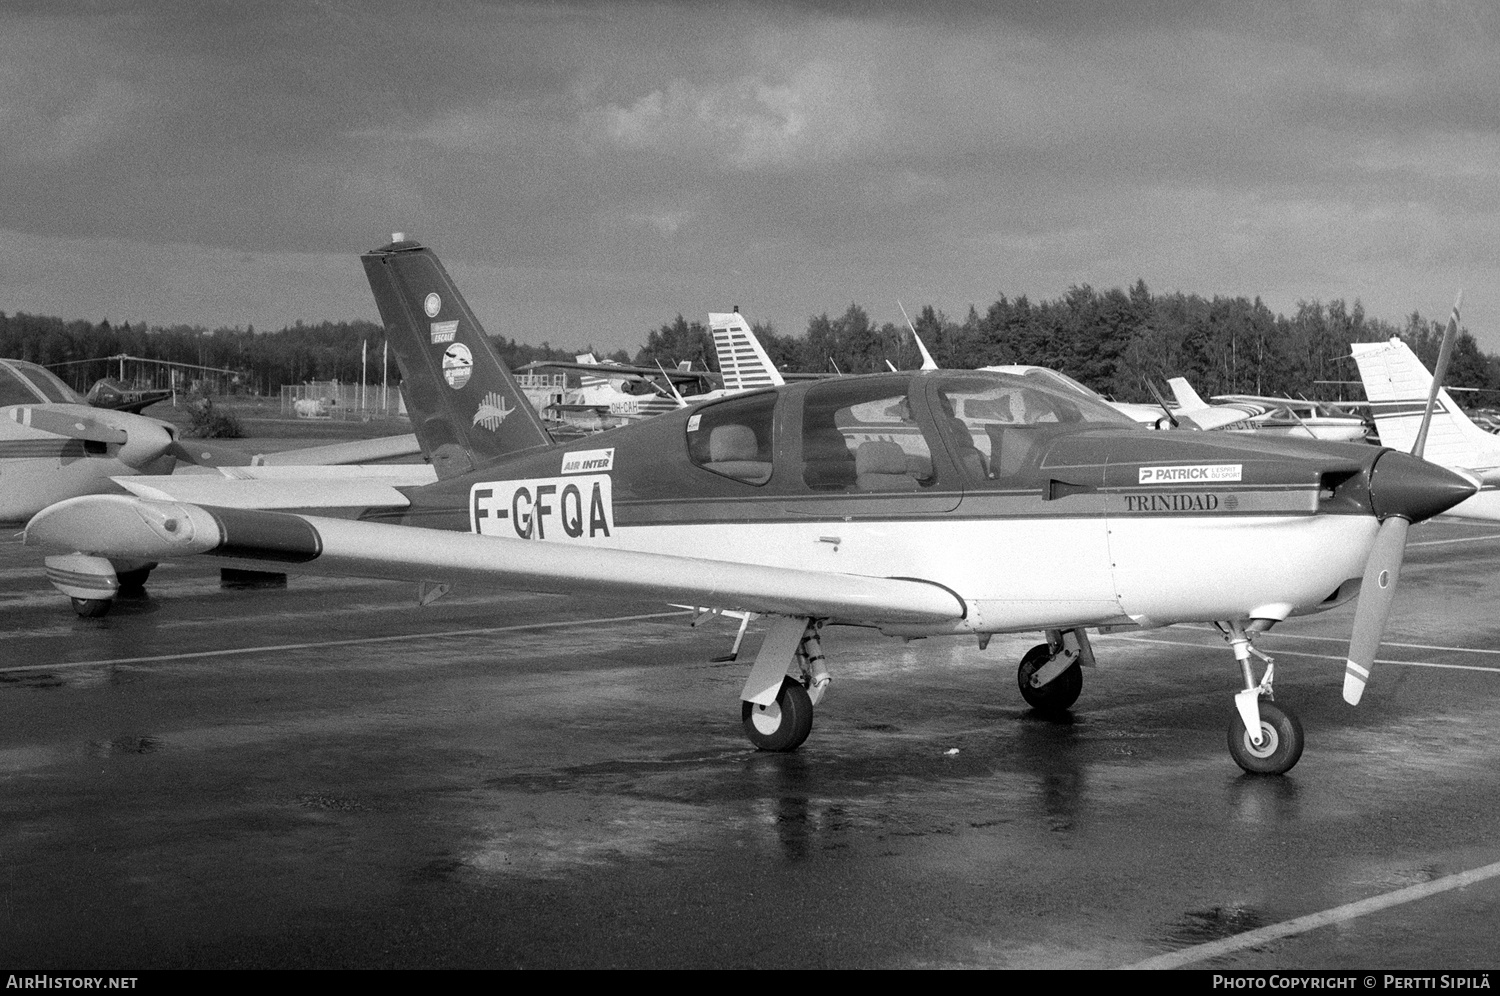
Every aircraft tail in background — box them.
[709,311,785,393]
[1352,336,1500,482]
[361,237,553,479]
[1165,377,1266,430]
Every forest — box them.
[1,280,1492,406]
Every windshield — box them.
[8,361,84,404]
[941,371,1138,428]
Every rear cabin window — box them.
[686,392,777,485]
[801,379,935,492]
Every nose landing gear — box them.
[1220,621,1304,775]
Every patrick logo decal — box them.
[474,391,516,431]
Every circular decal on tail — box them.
[442,343,473,389]
[423,293,442,317]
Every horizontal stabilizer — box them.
[252,433,424,466]
[114,466,432,509]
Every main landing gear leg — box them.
[739,617,828,752]
[1016,627,1093,712]
[1220,622,1304,775]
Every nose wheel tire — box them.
[1227,700,1304,775]
[1017,643,1083,712]
[742,677,814,752]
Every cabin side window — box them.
[686,392,777,485]
[800,379,935,492]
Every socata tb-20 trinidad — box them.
[23,237,1476,775]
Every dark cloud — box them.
[2,0,1498,353]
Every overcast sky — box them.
[3,0,1499,358]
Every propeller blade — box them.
[1343,515,1409,704]
[10,406,127,444]
[1411,291,1461,459]
[1145,380,1180,428]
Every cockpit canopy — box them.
[683,369,1138,493]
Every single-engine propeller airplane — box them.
[1169,378,1369,442]
[22,238,1478,775]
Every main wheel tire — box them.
[70,597,112,619]
[1017,643,1083,712]
[1227,700,1305,775]
[741,677,814,752]
[115,567,153,597]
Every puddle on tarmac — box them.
[1162,904,1269,946]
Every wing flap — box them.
[25,495,967,625]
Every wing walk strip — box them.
[1123,858,1500,969]
[0,610,690,674]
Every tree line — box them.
[636,283,1497,405]
[3,280,1494,405]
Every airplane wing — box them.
[1212,393,1368,413]
[24,495,968,627]
[518,359,721,386]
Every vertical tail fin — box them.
[1167,377,1211,411]
[1352,336,1500,475]
[708,311,784,393]
[362,237,552,479]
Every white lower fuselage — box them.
[537,511,1375,636]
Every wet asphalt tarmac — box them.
[2,519,1500,970]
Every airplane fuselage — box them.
[370,371,1403,636]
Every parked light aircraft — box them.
[23,238,1477,776]
[1169,378,1368,442]
[1352,327,1500,521]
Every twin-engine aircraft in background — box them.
[1,354,431,614]
[23,238,1477,776]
